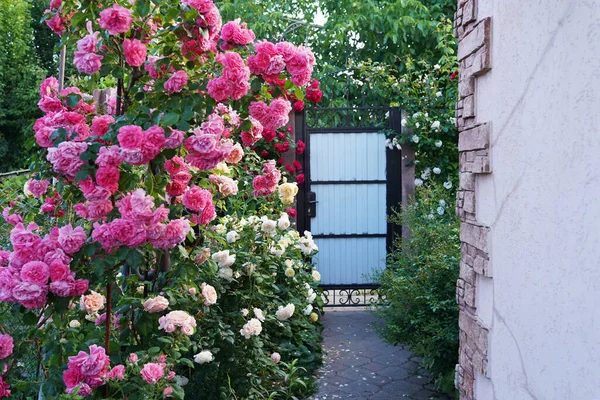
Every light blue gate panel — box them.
[313,237,387,285]
[311,183,387,235]
[309,133,387,182]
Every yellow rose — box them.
[278,183,298,204]
[310,312,319,322]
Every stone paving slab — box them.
[310,310,450,400]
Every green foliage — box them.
[0,0,46,172]
[373,184,459,395]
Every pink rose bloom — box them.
[151,218,191,249]
[46,141,88,178]
[183,0,214,13]
[95,145,122,167]
[3,207,23,226]
[117,125,144,149]
[77,26,100,53]
[209,174,238,196]
[98,4,133,35]
[123,38,147,67]
[58,225,87,254]
[164,386,173,397]
[108,364,125,380]
[0,334,14,360]
[221,19,255,45]
[182,185,213,212]
[0,251,10,266]
[25,179,50,198]
[91,115,115,137]
[207,76,230,103]
[189,202,215,225]
[12,282,48,309]
[225,143,244,164]
[109,219,147,247]
[142,295,169,313]
[164,128,185,149]
[158,310,196,335]
[45,13,65,36]
[249,98,292,131]
[164,70,188,94]
[117,188,155,222]
[129,353,138,363]
[74,51,104,75]
[140,363,165,384]
[49,261,70,282]
[270,352,281,364]
[96,165,120,193]
[201,282,217,306]
[38,95,63,113]
[20,261,50,286]
[40,77,59,97]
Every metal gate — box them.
[295,107,403,307]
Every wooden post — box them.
[58,46,66,91]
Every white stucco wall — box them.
[474,1,600,399]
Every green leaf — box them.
[147,347,161,355]
[294,86,305,101]
[170,384,185,400]
[162,113,180,126]
[179,358,194,368]
[74,169,89,182]
[126,248,144,268]
[136,0,151,17]
[67,94,81,109]
[23,312,37,325]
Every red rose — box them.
[295,174,305,184]
[296,140,306,155]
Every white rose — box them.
[435,140,443,148]
[437,206,445,215]
[277,213,290,230]
[414,178,424,187]
[434,64,440,70]
[194,350,214,364]
[261,219,277,234]
[433,167,441,175]
[444,181,453,189]
[401,118,407,127]
[303,304,313,315]
[439,200,447,207]
[240,318,262,339]
[215,224,227,235]
[312,270,321,282]
[201,283,218,306]
[218,267,234,281]
[270,246,285,257]
[270,352,281,363]
[212,250,235,268]
[69,320,81,328]
[253,308,265,322]
[275,304,295,321]
[412,135,419,143]
[415,122,420,128]
[431,121,441,130]
[226,231,240,243]
[241,308,249,317]
[285,268,295,278]
[435,91,442,97]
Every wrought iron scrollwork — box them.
[320,285,381,307]
[305,107,393,130]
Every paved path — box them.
[310,310,450,400]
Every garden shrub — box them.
[373,184,459,394]
[0,0,325,398]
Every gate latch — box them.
[307,192,318,218]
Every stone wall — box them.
[453,0,492,398]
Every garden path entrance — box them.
[295,107,404,306]
[310,310,450,400]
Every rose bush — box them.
[0,0,323,398]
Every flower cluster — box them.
[0,223,88,309]
[248,41,315,86]
[207,52,251,102]
[220,19,255,49]
[252,160,282,197]
[158,310,196,335]
[63,345,124,396]
[117,125,166,165]
[184,112,234,170]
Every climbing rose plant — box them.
[0,0,324,398]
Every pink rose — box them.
[270,352,281,364]
[164,387,173,397]
[0,335,14,360]
[140,363,165,384]
[201,282,217,306]
[74,51,103,75]
[95,145,122,167]
[25,179,50,198]
[20,261,50,286]
[164,128,185,149]
[46,141,88,178]
[142,295,169,313]
[129,353,138,363]
[164,70,188,95]
[123,38,147,67]
[96,165,120,193]
[91,115,115,137]
[98,4,133,36]
[49,261,70,282]
[209,174,238,196]
[12,282,48,309]
[108,364,125,380]
[58,225,87,254]
[117,125,144,149]
[182,185,213,212]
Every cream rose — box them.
[201,283,217,306]
[80,291,106,314]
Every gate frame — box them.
[295,107,405,307]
